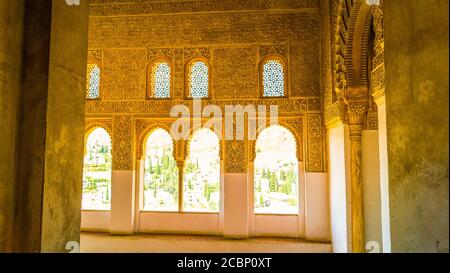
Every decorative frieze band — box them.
[86,98,321,115]
[89,0,319,17]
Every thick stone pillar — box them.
[347,103,367,253]
[0,0,25,252]
[5,0,89,252]
[40,0,89,252]
[6,0,89,252]
[384,0,449,252]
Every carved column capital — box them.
[324,100,347,129]
[373,89,386,106]
[176,160,184,170]
[346,101,367,253]
[347,102,368,127]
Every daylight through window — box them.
[150,62,171,98]
[183,128,220,212]
[143,128,179,211]
[262,59,285,97]
[87,64,100,99]
[254,125,298,214]
[189,61,209,99]
[82,127,112,210]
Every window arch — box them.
[87,64,101,99]
[148,60,172,99]
[183,128,220,212]
[187,59,209,99]
[82,127,112,210]
[254,125,298,214]
[261,57,286,97]
[143,128,178,211]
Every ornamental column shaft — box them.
[176,160,185,211]
[348,103,367,253]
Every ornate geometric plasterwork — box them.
[332,0,353,99]
[327,0,383,132]
[89,0,320,17]
[88,49,103,65]
[344,1,371,87]
[85,118,113,136]
[112,115,133,170]
[259,45,288,59]
[371,1,385,100]
[248,117,303,162]
[87,50,103,100]
[147,48,176,63]
[347,103,367,126]
[84,119,113,154]
[88,114,323,174]
[366,110,379,130]
[306,114,324,172]
[132,116,312,175]
[261,57,287,98]
[85,98,321,115]
[146,48,184,99]
[184,47,210,61]
[324,100,347,128]
[225,140,247,173]
[289,43,321,97]
[135,119,176,160]
[282,118,304,161]
[102,49,147,101]
[212,46,258,99]
[86,1,327,175]
[332,0,373,98]
[88,12,320,49]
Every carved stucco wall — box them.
[324,0,384,131]
[86,0,325,173]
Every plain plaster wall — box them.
[328,124,351,253]
[362,130,382,251]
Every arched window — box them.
[184,128,220,212]
[87,64,101,99]
[254,125,298,214]
[82,127,112,210]
[143,128,179,211]
[187,60,209,99]
[262,58,285,97]
[148,61,171,99]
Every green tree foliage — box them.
[269,173,277,192]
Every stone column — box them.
[2,0,89,252]
[347,103,367,253]
[176,160,184,211]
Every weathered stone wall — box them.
[384,0,449,253]
[1,0,89,253]
[14,0,52,253]
[0,0,25,252]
